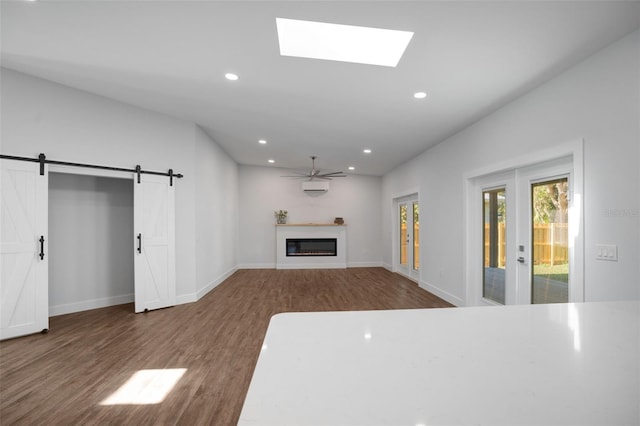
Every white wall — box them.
[383,30,640,305]
[1,68,239,308]
[238,165,382,268]
[4,28,637,311]
[194,125,238,297]
[49,173,134,315]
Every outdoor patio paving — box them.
[483,267,568,304]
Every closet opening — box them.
[48,172,134,316]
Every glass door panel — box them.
[482,188,506,304]
[400,203,408,266]
[413,202,420,271]
[396,195,419,281]
[531,178,569,304]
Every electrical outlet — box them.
[595,244,618,261]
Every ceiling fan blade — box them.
[281,173,311,178]
[280,156,347,179]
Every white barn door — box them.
[134,174,176,313]
[0,159,48,340]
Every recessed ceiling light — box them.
[268,159,275,163]
[363,149,372,154]
[348,166,355,171]
[414,91,427,99]
[259,139,267,145]
[225,73,239,81]
[276,18,413,67]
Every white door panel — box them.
[1,159,48,340]
[134,174,175,313]
[516,159,573,304]
[473,171,516,306]
[395,195,419,282]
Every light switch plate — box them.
[595,244,618,261]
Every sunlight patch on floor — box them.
[100,368,187,405]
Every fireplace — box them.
[287,238,337,257]
[276,224,347,269]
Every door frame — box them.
[47,166,135,316]
[463,139,584,307]
[48,164,176,313]
[392,190,420,282]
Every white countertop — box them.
[239,301,639,425]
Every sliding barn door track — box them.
[0,153,184,185]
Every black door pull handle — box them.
[137,233,142,254]
[39,236,45,260]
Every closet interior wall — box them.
[48,172,134,316]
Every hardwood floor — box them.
[0,268,453,425]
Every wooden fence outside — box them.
[484,223,568,267]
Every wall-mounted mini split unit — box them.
[302,180,329,193]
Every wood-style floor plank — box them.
[0,268,453,425]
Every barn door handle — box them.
[39,236,45,260]
[137,233,142,254]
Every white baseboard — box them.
[49,266,239,316]
[420,281,464,307]
[238,262,385,269]
[347,261,383,268]
[176,293,198,305]
[237,262,276,269]
[196,266,238,300]
[397,271,419,284]
[382,263,393,272]
[49,293,134,317]
[276,263,346,270]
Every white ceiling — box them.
[2,1,639,176]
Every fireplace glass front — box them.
[286,238,337,256]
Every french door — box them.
[471,156,581,305]
[134,173,176,313]
[0,159,49,339]
[478,171,515,305]
[516,159,573,305]
[396,195,419,281]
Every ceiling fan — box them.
[281,156,347,180]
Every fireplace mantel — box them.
[276,224,347,269]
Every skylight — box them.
[276,18,413,67]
